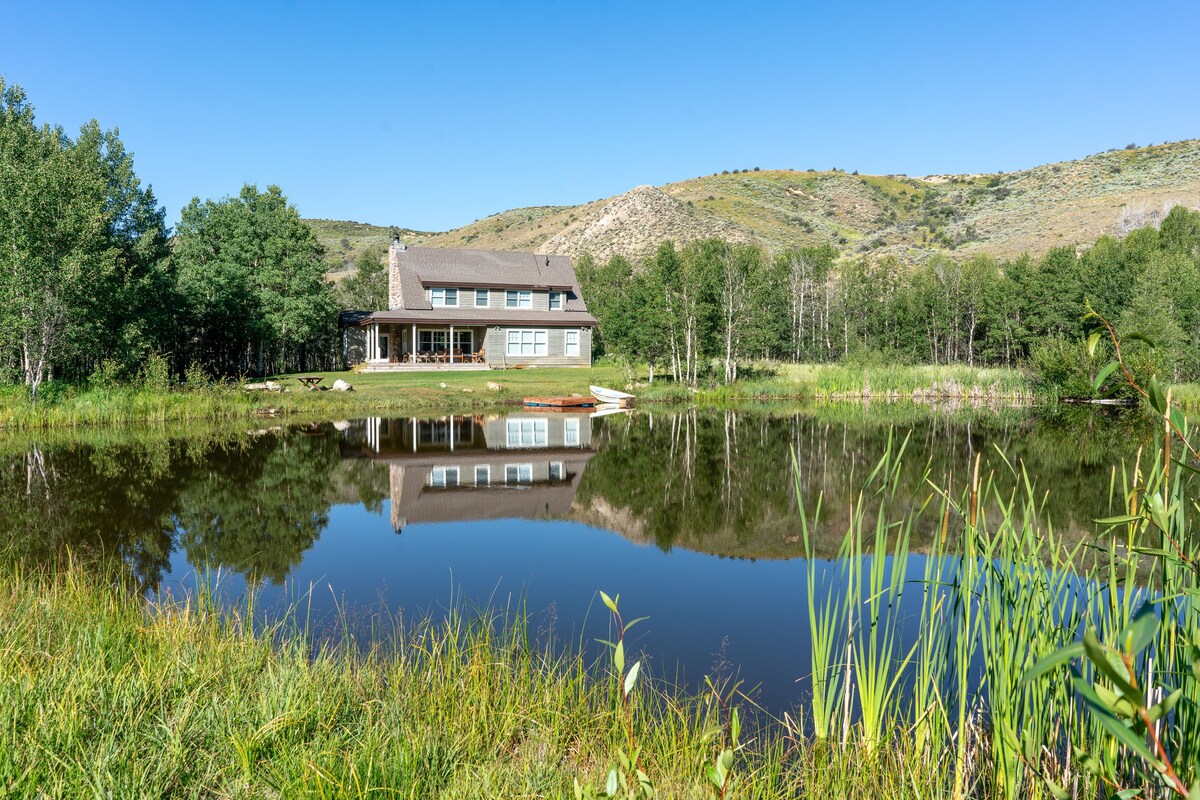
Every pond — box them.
[0,403,1155,713]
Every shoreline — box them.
[2,362,1181,431]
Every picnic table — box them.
[296,375,324,391]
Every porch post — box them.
[367,325,375,361]
[411,324,417,363]
[449,414,455,451]
[449,325,455,363]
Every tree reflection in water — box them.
[0,404,1155,593]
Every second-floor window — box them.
[549,291,564,310]
[506,290,532,309]
[475,288,489,307]
[430,287,458,306]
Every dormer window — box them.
[431,287,458,307]
[549,291,564,310]
[506,290,532,309]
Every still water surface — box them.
[1,404,1150,712]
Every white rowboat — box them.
[589,385,636,406]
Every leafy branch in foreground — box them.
[1025,605,1195,797]
[700,675,744,799]
[575,591,654,800]
[1027,309,1200,797]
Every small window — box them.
[505,463,533,483]
[475,288,489,307]
[565,330,579,357]
[431,287,458,307]
[506,290,532,309]
[549,292,563,310]
[564,417,580,447]
[549,462,564,481]
[474,464,490,485]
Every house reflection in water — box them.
[343,413,595,531]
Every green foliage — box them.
[1025,318,1200,797]
[88,358,126,390]
[575,592,654,799]
[1029,336,1103,398]
[138,352,172,391]
[173,184,338,376]
[0,77,170,396]
[336,245,388,311]
[577,203,1200,396]
[183,361,213,390]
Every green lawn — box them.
[0,366,636,430]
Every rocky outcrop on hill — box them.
[536,185,756,260]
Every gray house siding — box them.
[482,326,592,367]
[342,326,367,368]
[480,413,594,449]
[426,287,579,314]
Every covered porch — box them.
[362,322,488,369]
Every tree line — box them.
[577,205,1200,388]
[6,74,1199,397]
[0,78,349,395]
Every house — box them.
[344,239,596,369]
[340,413,595,531]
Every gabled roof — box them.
[391,246,589,312]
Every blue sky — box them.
[6,1,1198,231]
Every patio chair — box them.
[472,348,487,364]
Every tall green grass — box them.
[2,432,1197,795]
[792,434,1198,797]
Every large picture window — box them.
[430,287,458,306]
[506,329,547,357]
[506,290,532,309]
[506,418,548,448]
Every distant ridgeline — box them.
[308,140,1200,266]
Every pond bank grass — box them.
[0,554,960,798]
[0,366,630,430]
[5,429,1198,796]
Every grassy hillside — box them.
[308,140,1200,269]
[306,219,431,278]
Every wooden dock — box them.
[523,396,596,409]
